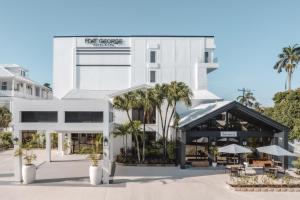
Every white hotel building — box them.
[12,35,221,182]
[12,35,291,183]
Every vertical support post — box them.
[45,131,52,162]
[12,78,15,96]
[102,99,111,184]
[180,130,186,169]
[13,129,22,182]
[57,133,64,156]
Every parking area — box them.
[0,150,299,200]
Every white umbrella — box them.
[257,145,295,157]
[218,144,252,164]
[218,144,252,154]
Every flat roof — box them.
[54,35,214,38]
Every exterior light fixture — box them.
[103,137,108,147]
[13,137,19,145]
[242,140,247,146]
[211,140,216,146]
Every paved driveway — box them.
[0,150,300,200]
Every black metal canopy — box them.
[179,101,289,132]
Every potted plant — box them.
[14,143,37,184]
[210,146,218,167]
[87,150,102,185]
[63,139,71,155]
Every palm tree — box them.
[135,88,155,162]
[164,81,192,158]
[0,107,11,130]
[237,91,256,107]
[113,123,130,157]
[274,44,300,91]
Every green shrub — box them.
[0,132,12,150]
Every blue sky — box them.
[0,0,299,106]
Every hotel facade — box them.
[11,36,289,183]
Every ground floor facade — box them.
[177,101,289,168]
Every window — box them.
[204,51,209,63]
[35,87,40,97]
[132,108,156,124]
[1,82,7,90]
[150,51,156,63]
[65,111,103,123]
[150,71,156,83]
[21,111,58,122]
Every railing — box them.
[202,57,218,64]
[0,90,52,99]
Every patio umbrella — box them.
[218,144,252,154]
[256,145,295,157]
[218,144,252,164]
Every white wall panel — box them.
[79,66,130,90]
[77,54,130,65]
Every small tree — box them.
[0,107,11,130]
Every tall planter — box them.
[22,165,36,184]
[89,165,102,185]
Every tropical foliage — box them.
[0,132,13,150]
[14,142,37,165]
[274,44,300,91]
[0,106,11,129]
[263,89,300,140]
[113,81,192,163]
[236,90,263,112]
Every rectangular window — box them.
[132,108,156,124]
[35,87,40,97]
[21,111,58,122]
[65,111,103,123]
[204,51,209,63]
[150,71,156,83]
[150,51,156,63]
[1,82,7,90]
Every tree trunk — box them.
[288,70,292,91]
[163,103,170,159]
[142,112,146,162]
[165,104,176,159]
[134,133,141,163]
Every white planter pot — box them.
[22,165,36,184]
[89,166,102,185]
[212,162,217,168]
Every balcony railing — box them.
[0,90,51,99]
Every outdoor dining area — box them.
[219,144,296,177]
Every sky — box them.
[0,0,299,106]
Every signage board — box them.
[220,131,237,137]
[77,37,130,48]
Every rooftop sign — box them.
[84,38,123,47]
[77,37,129,48]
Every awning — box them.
[257,145,296,157]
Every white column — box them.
[102,99,111,184]
[45,131,52,162]
[11,79,15,96]
[13,129,22,182]
[57,133,64,156]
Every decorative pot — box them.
[22,165,36,184]
[89,165,102,185]
[212,162,217,168]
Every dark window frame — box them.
[150,50,156,63]
[65,111,103,123]
[21,111,58,123]
[150,70,156,83]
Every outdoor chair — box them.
[230,167,239,177]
